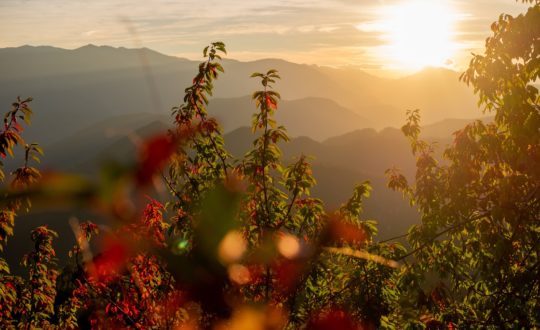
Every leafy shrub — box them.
[0,1,538,328]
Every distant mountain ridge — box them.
[36,112,476,244]
[1,44,482,145]
[0,44,493,275]
[0,44,486,240]
[0,44,189,77]
[40,109,475,173]
[208,96,372,140]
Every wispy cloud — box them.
[0,0,531,75]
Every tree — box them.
[161,43,403,328]
[386,1,540,327]
[0,96,52,329]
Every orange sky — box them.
[0,0,531,77]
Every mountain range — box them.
[0,44,489,270]
[1,44,483,144]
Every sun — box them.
[373,0,459,71]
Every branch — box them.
[276,156,307,229]
[160,171,180,198]
[378,232,409,244]
[191,96,230,179]
[395,210,490,261]
[188,53,229,179]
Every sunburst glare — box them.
[360,0,461,72]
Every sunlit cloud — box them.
[298,25,316,33]
[318,25,341,33]
[83,30,98,37]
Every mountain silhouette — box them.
[0,44,488,272]
[1,44,482,145]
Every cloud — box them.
[84,30,98,37]
[0,0,532,75]
[355,22,385,33]
[318,25,341,33]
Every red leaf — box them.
[136,134,177,186]
[13,122,23,133]
[92,237,130,281]
[273,259,303,293]
[266,95,277,110]
[308,309,361,330]
[328,217,367,245]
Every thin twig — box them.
[395,210,490,261]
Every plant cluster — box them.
[0,1,538,328]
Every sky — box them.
[0,0,531,77]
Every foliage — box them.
[0,1,538,328]
[0,42,401,329]
[386,1,540,327]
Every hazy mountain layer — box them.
[0,44,485,272]
[34,113,470,245]
[1,45,482,145]
[3,110,480,273]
